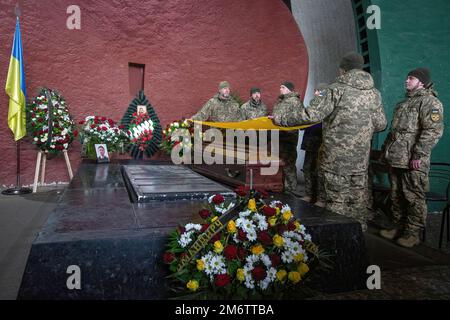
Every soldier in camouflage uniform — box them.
[241,87,268,120]
[272,53,387,232]
[191,81,243,122]
[380,68,444,248]
[271,82,303,194]
[300,84,327,206]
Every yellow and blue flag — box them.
[5,18,27,141]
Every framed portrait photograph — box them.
[137,105,147,116]
[95,144,110,163]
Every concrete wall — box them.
[0,0,309,186]
[290,0,358,176]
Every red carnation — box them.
[101,117,107,121]
[108,119,114,126]
[257,230,273,246]
[90,124,96,129]
[270,253,281,267]
[97,127,102,132]
[262,206,277,217]
[198,209,210,219]
[223,245,238,261]
[214,274,231,287]
[200,223,209,233]
[237,229,247,241]
[251,266,267,281]
[237,247,247,260]
[212,194,225,205]
[102,127,107,131]
[162,252,175,264]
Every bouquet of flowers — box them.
[126,112,155,152]
[78,116,128,158]
[163,188,320,299]
[26,88,77,154]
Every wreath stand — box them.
[32,150,74,193]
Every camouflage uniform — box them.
[192,94,243,122]
[273,69,387,231]
[272,92,303,192]
[241,99,268,120]
[382,88,444,238]
[301,123,325,202]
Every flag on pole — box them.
[5,17,27,141]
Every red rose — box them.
[262,206,277,217]
[200,224,209,233]
[97,127,102,132]
[108,119,114,126]
[162,252,175,264]
[270,253,281,267]
[212,194,225,205]
[73,130,78,137]
[287,221,296,231]
[223,245,238,261]
[101,117,107,121]
[237,229,247,241]
[102,127,107,131]
[90,124,96,129]
[237,248,247,260]
[257,230,273,246]
[251,266,267,281]
[214,274,231,287]
[235,186,248,197]
[78,120,85,125]
[119,125,125,129]
[198,209,210,219]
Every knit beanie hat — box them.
[218,81,230,90]
[281,81,295,92]
[408,68,431,86]
[339,52,364,71]
[250,87,261,95]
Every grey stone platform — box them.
[18,160,367,299]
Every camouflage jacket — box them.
[241,99,268,120]
[273,69,387,174]
[192,94,242,122]
[272,92,303,144]
[382,88,444,173]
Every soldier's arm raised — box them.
[411,97,444,161]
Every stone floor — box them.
[1,181,450,300]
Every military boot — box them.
[379,229,399,240]
[396,234,420,248]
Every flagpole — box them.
[2,4,31,196]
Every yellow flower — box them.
[268,217,277,227]
[294,221,301,230]
[211,216,218,222]
[213,240,223,253]
[294,253,304,263]
[282,211,293,222]
[251,244,265,255]
[227,220,237,233]
[196,259,205,271]
[186,280,199,291]
[236,268,245,282]
[276,270,287,282]
[298,262,309,276]
[248,198,257,212]
[288,271,301,284]
[273,234,284,247]
[276,207,281,215]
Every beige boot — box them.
[379,229,399,240]
[396,234,420,248]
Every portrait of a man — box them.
[95,144,110,163]
[137,105,147,116]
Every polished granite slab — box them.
[18,159,367,299]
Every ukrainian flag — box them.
[5,18,27,141]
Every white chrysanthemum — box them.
[185,223,202,232]
[239,209,251,218]
[253,213,268,231]
[281,205,291,213]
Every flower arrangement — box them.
[26,88,77,154]
[126,112,155,152]
[161,119,205,157]
[164,188,320,299]
[78,116,128,158]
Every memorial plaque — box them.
[122,165,234,202]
